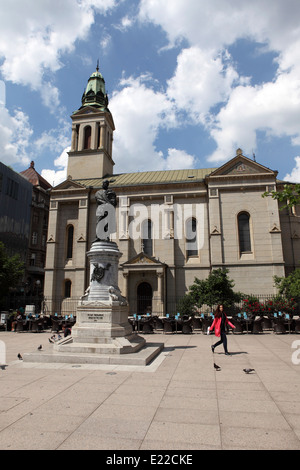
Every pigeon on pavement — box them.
[214,363,221,371]
[17,353,23,360]
[243,368,255,374]
[37,345,42,350]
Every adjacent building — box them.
[0,161,52,309]
[20,161,52,295]
[0,162,32,262]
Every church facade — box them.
[43,66,300,315]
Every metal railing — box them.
[1,293,297,317]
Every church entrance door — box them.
[137,282,152,315]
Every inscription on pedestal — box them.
[83,313,104,322]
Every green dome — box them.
[80,64,109,111]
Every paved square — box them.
[0,330,299,450]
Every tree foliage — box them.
[189,268,242,309]
[273,268,300,301]
[176,293,197,317]
[0,242,24,302]
[262,183,300,209]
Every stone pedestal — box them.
[54,240,146,355]
[24,240,163,365]
[54,303,146,355]
[84,240,123,302]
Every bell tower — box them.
[67,63,115,180]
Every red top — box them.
[209,314,235,337]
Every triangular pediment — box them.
[72,106,100,116]
[210,226,221,235]
[71,105,115,129]
[47,234,55,243]
[52,177,86,191]
[122,252,165,266]
[269,223,281,233]
[208,152,276,178]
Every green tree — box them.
[273,268,300,302]
[262,183,300,208]
[0,242,24,304]
[189,268,242,310]
[176,293,197,317]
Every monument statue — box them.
[25,175,163,365]
[95,180,117,241]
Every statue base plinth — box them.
[23,341,164,366]
[54,302,146,355]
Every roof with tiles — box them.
[20,161,52,190]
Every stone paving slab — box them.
[0,330,299,450]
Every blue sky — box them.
[1,0,300,186]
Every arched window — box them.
[64,280,71,298]
[83,125,92,149]
[238,212,252,253]
[66,225,74,259]
[142,219,153,256]
[186,217,198,257]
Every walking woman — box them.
[209,304,235,355]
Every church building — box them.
[43,66,300,315]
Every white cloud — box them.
[208,70,300,164]
[164,148,195,170]
[139,0,258,51]
[120,15,134,30]
[0,105,33,167]
[100,32,112,52]
[167,47,240,123]
[114,15,135,32]
[0,0,117,169]
[41,146,70,187]
[0,80,6,107]
[0,0,118,106]
[2,0,300,180]
[110,74,178,173]
[284,157,300,183]
[82,0,117,10]
[138,0,300,167]
[139,0,300,54]
[35,120,70,154]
